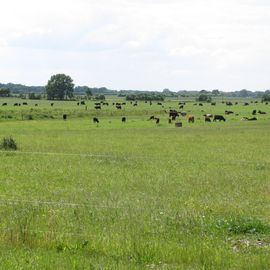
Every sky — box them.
[0,0,270,91]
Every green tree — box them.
[262,90,270,102]
[46,74,74,100]
[0,88,11,97]
[85,88,92,99]
[197,94,212,103]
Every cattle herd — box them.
[1,99,268,127]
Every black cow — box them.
[213,115,226,122]
[199,103,203,106]
[95,105,101,110]
[122,117,126,122]
[14,103,18,106]
[77,102,80,106]
[179,105,184,109]
[116,105,122,109]
[22,102,28,105]
[226,102,233,106]
[63,114,67,120]
[225,110,234,115]
[168,119,172,124]
[258,110,266,114]
[95,103,101,106]
[244,102,249,106]
[35,104,38,106]
[93,117,99,123]
[169,110,179,118]
[81,101,85,105]
[248,117,257,121]
[205,116,211,122]
[149,115,155,120]
[2,103,7,106]
[252,110,257,115]
[155,118,160,124]
[211,102,216,106]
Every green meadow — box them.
[0,98,269,269]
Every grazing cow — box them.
[81,101,85,105]
[199,103,203,106]
[213,115,226,122]
[244,102,249,106]
[203,114,213,118]
[188,116,195,123]
[211,102,216,106]
[226,101,233,106]
[22,102,28,105]
[51,103,54,106]
[258,110,266,114]
[179,105,184,109]
[169,110,179,118]
[155,118,160,124]
[225,110,234,115]
[122,117,126,122]
[252,110,257,115]
[95,105,101,109]
[149,115,155,120]
[133,103,137,106]
[63,114,67,120]
[205,116,211,122]
[116,105,122,109]
[14,103,18,106]
[122,102,126,105]
[2,103,7,106]
[248,117,257,121]
[93,117,99,123]
[157,102,162,105]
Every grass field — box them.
[0,97,269,269]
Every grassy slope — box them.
[0,98,269,269]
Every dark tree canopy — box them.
[46,74,74,100]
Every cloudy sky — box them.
[0,0,270,91]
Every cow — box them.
[133,103,138,106]
[179,105,184,109]
[157,102,162,105]
[169,110,179,118]
[22,102,28,105]
[81,101,85,105]
[226,102,233,106]
[252,110,257,115]
[95,105,101,109]
[205,116,211,122]
[35,104,38,106]
[199,103,203,106]
[258,110,266,114]
[2,103,7,106]
[93,117,99,123]
[213,115,226,122]
[14,103,18,106]
[122,117,126,122]
[211,102,216,106]
[248,117,257,121]
[203,114,213,118]
[95,102,101,106]
[180,112,187,117]
[63,114,67,120]
[50,103,54,107]
[225,110,234,115]
[116,105,122,109]
[188,116,195,123]
[244,102,249,106]
[193,103,197,106]
[155,118,160,124]
[168,119,172,124]
[235,102,238,105]
[149,115,155,120]
[77,102,80,106]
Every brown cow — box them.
[188,116,195,123]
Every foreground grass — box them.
[0,105,269,268]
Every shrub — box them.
[0,136,17,150]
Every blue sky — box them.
[0,0,270,91]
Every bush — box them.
[0,136,17,150]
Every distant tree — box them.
[46,74,74,100]
[29,92,42,100]
[95,94,106,100]
[0,88,11,97]
[212,89,220,96]
[85,88,92,99]
[262,90,270,102]
[197,94,212,103]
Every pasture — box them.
[0,97,269,269]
